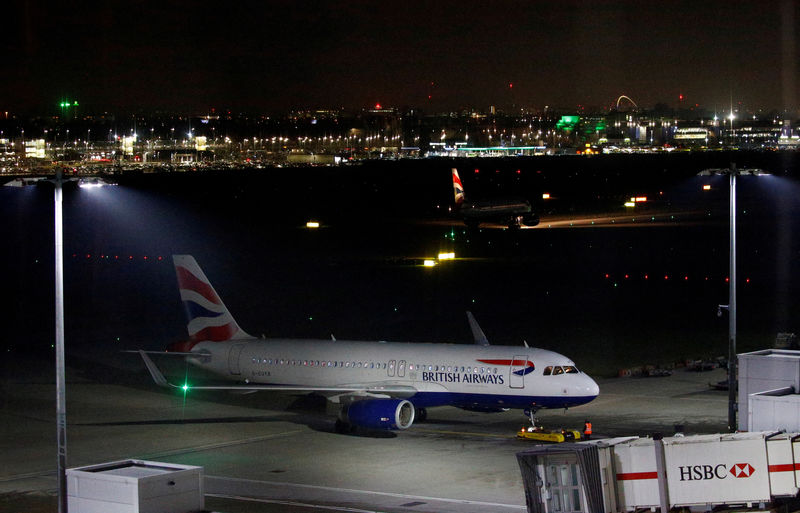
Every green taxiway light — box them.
[182,384,189,391]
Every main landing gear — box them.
[415,407,427,422]
[334,419,356,434]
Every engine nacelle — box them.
[345,399,415,430]
[522,213,540,227]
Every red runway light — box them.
[684,276,688,281]
[624,274,629,279]
[725,277,730,282]
[604,273,609,279]
[664,275,669,280]
[644,274,649,280]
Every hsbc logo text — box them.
[678,463,756,481]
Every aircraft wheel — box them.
[415,407,428,422]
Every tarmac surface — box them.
[0,356,729,512]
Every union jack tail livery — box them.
[452,168,465,206]
[173,255,252,342]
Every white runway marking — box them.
[207,475,526,512]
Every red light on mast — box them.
[375,103,382,109]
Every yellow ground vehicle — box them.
[517,427,582,443]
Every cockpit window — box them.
[552,366,564,375]
[563,366,579,374]
[543,366,553,376]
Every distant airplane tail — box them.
[173,255,252,342]
[452,168,465,206]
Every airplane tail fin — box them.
[466,311,490,346]
[452,168,465,206]
[173,255,252,342]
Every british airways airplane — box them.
[138,255,598,433]
[452,168,540,229]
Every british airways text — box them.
[422,372,505,385]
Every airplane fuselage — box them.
[190,338,598,410]
[461,199,536,225]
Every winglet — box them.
[139,350,174,388]
[466,311,490,346]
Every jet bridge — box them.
[517,432,800,512]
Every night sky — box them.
[4,0,798,113]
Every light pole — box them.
[53,168,68,513]
[699,163,766,432]
[726,165,737,433]
[5,170,115,513]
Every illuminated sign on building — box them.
[122,136,136,156]
[25,139,46,159]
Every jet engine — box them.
[345,399,415,430]
[521,213,540,226]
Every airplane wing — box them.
[138,350,417,396]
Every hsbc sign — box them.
[665,437,771,505]
[678,462,756,481]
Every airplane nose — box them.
[585,376,599,398]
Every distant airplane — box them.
[452,168,539,229]
[138,255,598,432]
